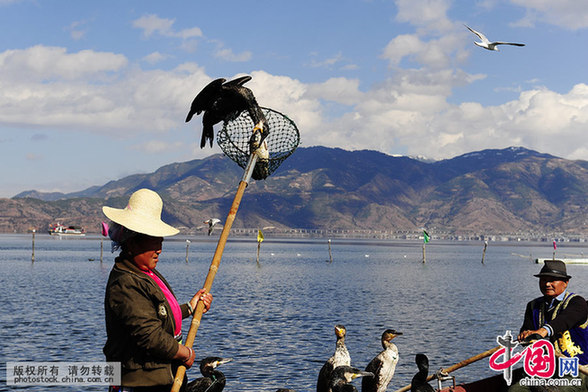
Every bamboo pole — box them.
[170,154,258,392]
[394,346,500,392]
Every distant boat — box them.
[535,258,588,264]
[48,223,86,236]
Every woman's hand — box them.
[173,345,196,368]
[189,288,213,314]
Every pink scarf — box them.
[142,270,182,337]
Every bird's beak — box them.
[216,358,233,366]
[253,120,265,133]
[352,371,374,380]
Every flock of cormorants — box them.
[185,325,435,392]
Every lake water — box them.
[1,233,588,392]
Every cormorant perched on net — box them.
[317,325,351,392]
[362,329,403,392]
[185,76,269,149]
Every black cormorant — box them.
[330,365,374,392]
[317,325,351,392]
[362,329,403,392]
[410,354,434,392]
[185,356,232,392]
[185,76,269,148]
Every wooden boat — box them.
[535,258,588,264]
[438,373,508,391]
[48,223,86,236]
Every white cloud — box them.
[395,0,454,33]
[133,14,175,37]
[308,52,344,68]
[1,41,587,165]
[143,51,169,64]
[66,20,87,41]
[0,45,127,81]
[0,46,208,135]
[213,47,252,62]
[132,14,202,39]
[305,78,363,106]
[510,0,588,30]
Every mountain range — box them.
[3,146,588,236]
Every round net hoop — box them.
[217,107,300,176]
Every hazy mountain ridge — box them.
[5,146,588,235]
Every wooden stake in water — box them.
[481,240,488,264]
[185,240,191,263]
[422,242,426,264]
[100,238,104,263]
[422,229,430,264]
[256,230,264,267]
[31,229,36,263]
[328,239,333,263]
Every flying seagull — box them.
[185,76,269,148]
[464,24,525,51]
[204,218,221,236]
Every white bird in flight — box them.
[465,24,525,51]
[204,218,221,236]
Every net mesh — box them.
[217,107,300,177]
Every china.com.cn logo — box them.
[488,331,580,386]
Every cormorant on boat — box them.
[361,329,403,392]
[185,76,269,148]
[185,356,232,392]
[317,325,352,392]
[410,354,434,392]
[329,365,374,392]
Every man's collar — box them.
[546,290,567,304]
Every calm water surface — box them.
[1,234,588,391]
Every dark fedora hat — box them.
[534,260,571,280]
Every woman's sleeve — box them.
[180,303,191,319]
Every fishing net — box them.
[217,107,300,177]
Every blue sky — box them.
[1,0,587,198]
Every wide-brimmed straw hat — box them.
[534,260,571,280]
[102,188,179,237]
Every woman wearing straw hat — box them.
[102,188,213,391]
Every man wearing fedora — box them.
[510,260,588,391]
